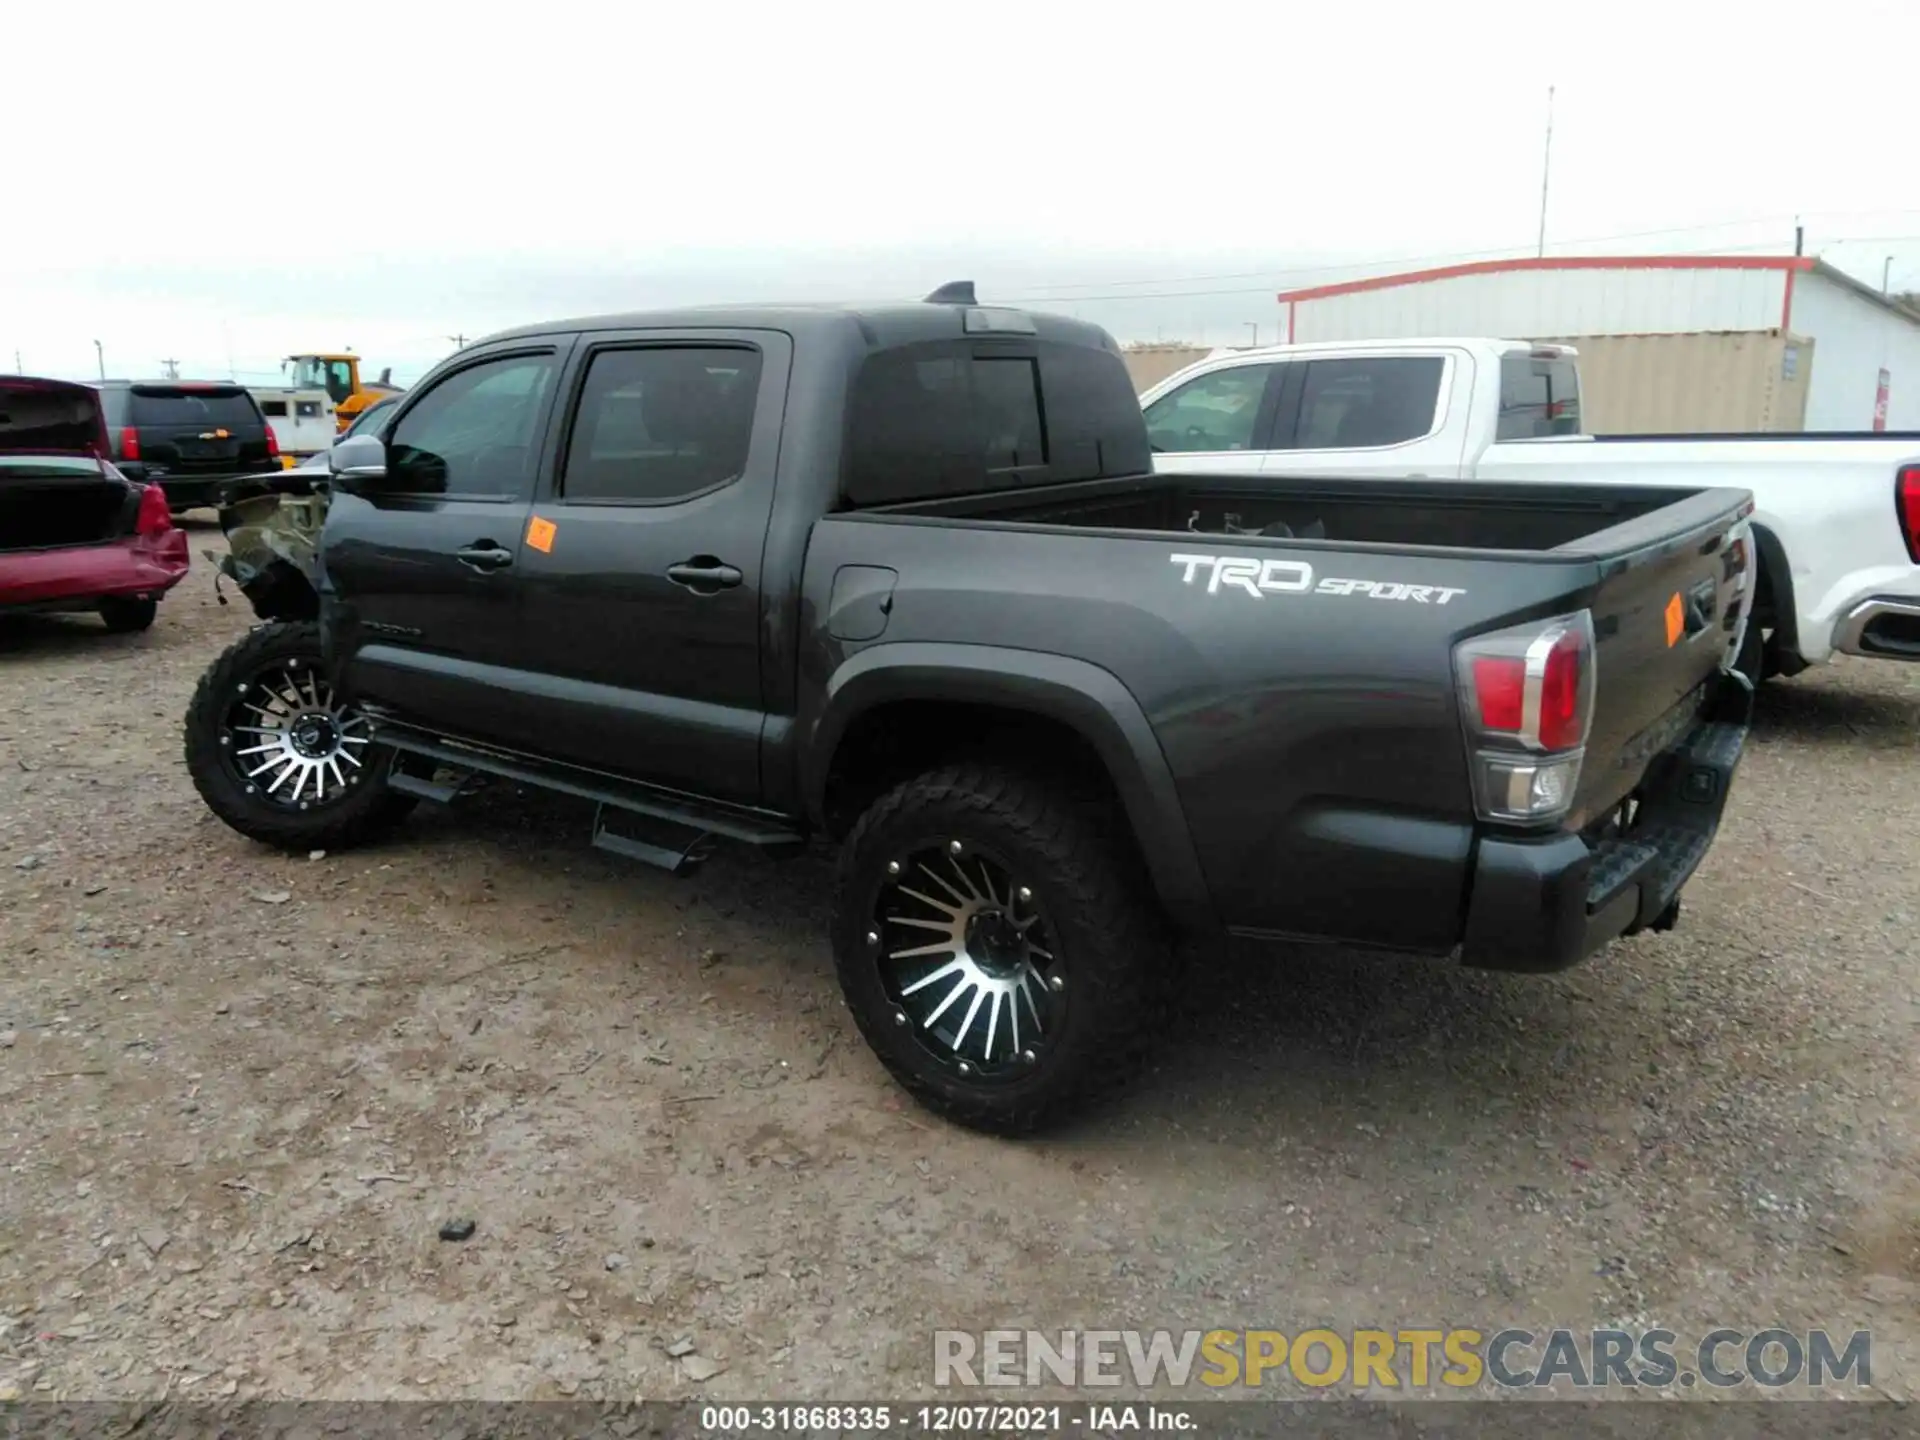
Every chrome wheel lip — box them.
[871,837,1063,1083]
[220,659,372,811]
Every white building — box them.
[1276,256,1920,433]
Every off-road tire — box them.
[98,598,157,633]
[831,762,1168,1134]
[183,621,415,852]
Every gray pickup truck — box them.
[183,283,1757,1133]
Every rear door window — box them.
[560,346,764,504]
[1289,357,1445,450]
[1497,354,1583,439]
[1143,365,1275,453]
[128,387,262,431]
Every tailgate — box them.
[128,385,273,473]
[1576,487,1754,819]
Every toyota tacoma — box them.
[182,284,1758,1133]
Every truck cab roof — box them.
[478,294,1126,356]
[468,285,1153,508]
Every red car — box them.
[1,375,190,631]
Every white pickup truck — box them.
[1139,337,1920,680]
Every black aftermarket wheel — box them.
[183,621,416,852]
[831,763,1168,1134]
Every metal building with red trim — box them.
[1275,256,1920,432]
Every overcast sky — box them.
[8,0,1918,386]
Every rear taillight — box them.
[1454,611,1596,824]
[1899,465,1920,564]
[119,426,141,461]
[266,425,281,460]
[134,484,171,537]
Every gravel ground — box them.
[0,527,1916,1404]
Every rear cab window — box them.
[1497,352,1583,439]
[128,386,263,431]
[841,335,1144,506]
[845,348,1050,499]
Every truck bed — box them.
[820,470,1753,956]
[872,472,1720,556]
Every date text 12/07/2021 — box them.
[697,1405,1196,1433]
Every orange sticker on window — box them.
[526,515,557,554]
[1664,592,1684,647]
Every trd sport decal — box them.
[1170,552,1466,605]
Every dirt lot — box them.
[1,527,1917,1403]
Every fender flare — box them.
[804,643,1217,935]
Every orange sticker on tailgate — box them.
[526,515,557,553]
[1664,592,1684,647]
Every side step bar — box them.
[385,765,471,805]
[590,805,717,876]
[370,722,804,874]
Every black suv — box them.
[92,380,279,513]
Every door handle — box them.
[666,557,744,592]
[455,542,515,572]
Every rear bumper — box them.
[1460,671,1754,973]
[1831,596,1920,661]
[0,532,191,611]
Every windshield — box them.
[344,397,397,438]
[289,358,356,405]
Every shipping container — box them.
[1534,331,1814,433]
[1122,344,1213,394]
[1274,256,1920,431]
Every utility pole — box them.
[1245,322,1259,348]
[160,357,180,380]
[1536,85,1555,258]
[448,333,468,350]
[93,340,105,381]
[1794,218,1804,256]
[12,350,20,373]
[1884,257,1894,297]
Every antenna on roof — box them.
[924,281,977,305]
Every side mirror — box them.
[328,433,388,495]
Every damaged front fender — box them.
[207,484,330,622]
